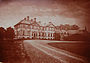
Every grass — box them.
[48,41,90,61]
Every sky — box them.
[0,0,90,31]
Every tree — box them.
[6,27,15,39]
[64,24,71,30]
[0,27,6,40]
[54,32,60,40]
[71,25,79,30]
[59,24,65,30]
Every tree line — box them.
[0,27,15,40]
[59,24,79,30]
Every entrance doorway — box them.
[33,32,37,39]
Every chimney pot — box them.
[49,22,52,24]
[27,16,29,21]
[34,18,36,22]
[38,21,41,24]
[31,19,33,21]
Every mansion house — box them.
[14,16,86,40]
[14,16,59,40]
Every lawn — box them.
[48,41,90,61]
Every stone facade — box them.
[14,16,58,40]
[14,16,86,40]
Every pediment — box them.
[49,24,55,27]
[47,23,55,27]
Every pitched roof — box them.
[46,22,55,27]
[30,21,40,26]
[14,19,30,27]
[14,19,41,27]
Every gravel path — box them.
[23,40,88,63]
[24,42,61,63]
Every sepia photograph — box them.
[0,0,90,63]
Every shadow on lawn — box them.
[48,41,90,62]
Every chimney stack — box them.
[38,21,41,24]
[27,16,29,21]
[34,18,36,22]
[31,19,33,22]
[24,18,26,20]
[49,22,52,24]
[30,19,33,23]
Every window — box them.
[52,28,54,31]
[25,25,28,28]
[51,33,52,37]
[41,27,42,30]
[23,30,24,35]
[23,24,25,28]
[32,32,33,36]
[48,33,50,37]
[39,32,40,36]
[42,27,44,30]
[28,31,30,35]
[44,33,46,37]
[44,27,46,30]
[42,32,44,37]
[48,27,50,31]
[51,28,52,31]
[30,26,32,29]
[46,27,47,30]
[32,25,34,29]
[34,26,35,29]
